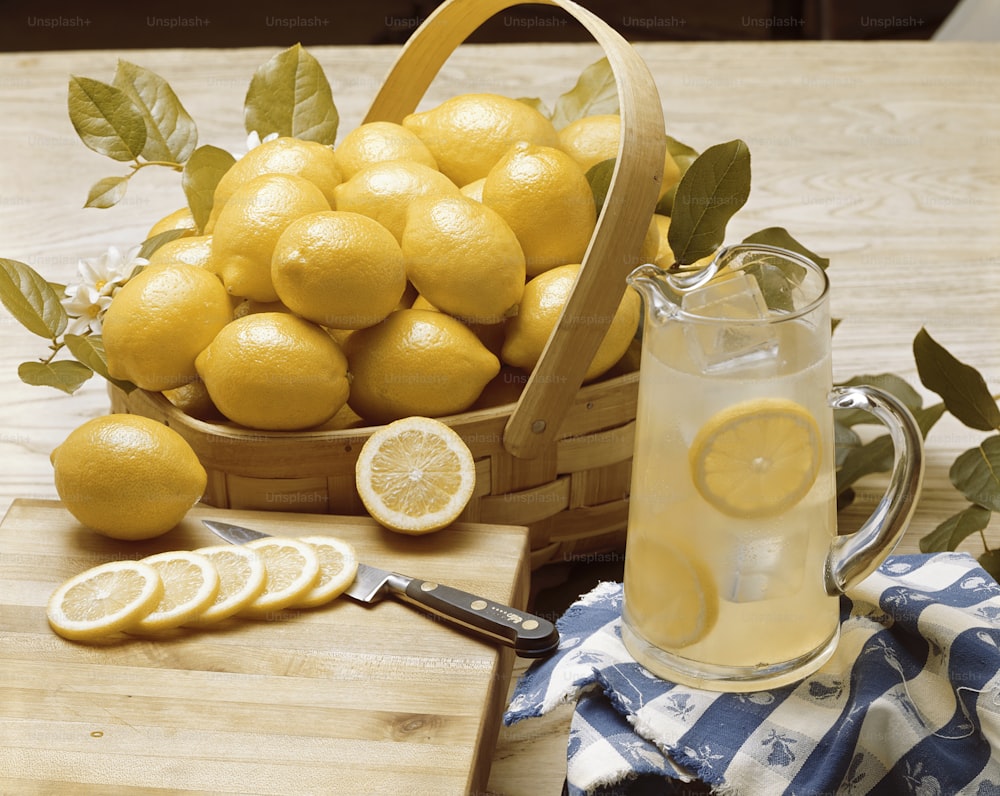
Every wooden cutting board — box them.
[0,498,532,794]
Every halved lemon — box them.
[294,536,359,608]
[355,416,476,534]
[131,551,221,633]
[186,545,268,626]
[46,560,164,642]
[689,397,821,518]
[240,537,321,617]
[624,540,717,649]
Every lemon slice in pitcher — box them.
[689,397,821,518]
[625,541,717,649]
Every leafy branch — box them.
[1,44,339,393]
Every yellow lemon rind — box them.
[239,537,322,617]
[293,536,360,608]
[129,550,221,634]
[186,545,269,626]
[46,560,165,642]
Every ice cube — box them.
[681,271,778,373]
[723,531,807,603]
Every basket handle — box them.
[364,0,665,459]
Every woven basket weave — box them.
[110,0,665,570]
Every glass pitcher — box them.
[623,244,924,692]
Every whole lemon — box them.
[557,114,682,201]
[208,173,330,302]
[102,263,233,392]
[195,312,350,431]
[333,121,438,179]
[401,195,525,324]
[344,309,500,423]
[51,414,206,541]
[332,160,461,243]
[501,263,640,382]
[146,234,213,269]
[147,206,197,239]
[482,142,597,275]
[271,210,407,330]
[402,93,560,187]
[206,136,341,231]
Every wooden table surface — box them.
[1,39,999,794]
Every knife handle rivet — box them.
[522,619,539,631]
[419,581,438,593]
[471,599,488,610]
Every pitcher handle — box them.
[824,386,925,595]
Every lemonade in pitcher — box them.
[622,246,924,691]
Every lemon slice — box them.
[240,537,321,617]
[131,551,221,633]
[624,542,717,649]
[186,545,268,626]
[293,536,359,608]
[46,560,164,642]
[355,416,476,534]
[689,397,821,518]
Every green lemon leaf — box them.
[741,227,830,270]
[550,57,618,129]
[84,175,129,209]
[0,259,68,338]
[244,43,338,144]
[585,158,616,212]
[18,359,93,394]
[655,136,700,217]
[137,228,191,260]
[977,549,1000,582]
[914,327,1000,432]
[950,435,1000,511]
[182,145,236,232]
[113,60,197,163]
[64,334,136,393]
[919,504,992,553]
[68,76,147,162]
[668,139,751,265]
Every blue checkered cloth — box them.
[505,554,1000,795]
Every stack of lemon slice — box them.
[46,535,358,642]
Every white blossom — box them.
[61,245,146,334]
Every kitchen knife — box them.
[201,519,559,658]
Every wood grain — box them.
[0,39,998,795]
[0,499,529,794]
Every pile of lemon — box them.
[103,93,682,431]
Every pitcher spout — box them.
[626,263,679,325]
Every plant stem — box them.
[130,159,183,174]
[41,339,65,365]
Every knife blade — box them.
[201,519,559,658]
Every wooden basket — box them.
[110,0,665,570]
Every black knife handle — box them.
[388,575,559,658]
